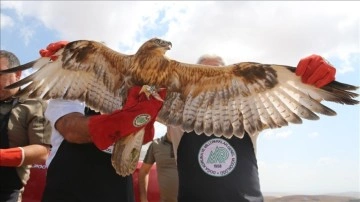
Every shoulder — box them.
[14,98,48,114]
[152,137,163,145]
[18,98,48,108]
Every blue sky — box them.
[1,1,359,195]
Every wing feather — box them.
[254,94,277,129]
[158,92,184,126]
[2,38,358,139]
[157,61,359,137]
[4,38,358,177]
[5,40,133,113]
[262,91,289,127]
[211,92,222,137]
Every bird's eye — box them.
[155,39,161,44]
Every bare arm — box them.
[55,112,92,144]
[167,126,184,160]
[138,162,153,202]
[21,144,50,165]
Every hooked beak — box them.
[165,41,172,50]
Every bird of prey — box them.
[1,38,358,176]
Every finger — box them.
[315,74,335,88]
[46,42,57,51]
[40,50,56,57]
[328,65,336,78]
[47,41,68,52]
[300,55,326,83]
[315,67,336,88]
[296,57,312,76]
[305,63,329,85]
[45,51,56,57]
[39,49,48,57]
[301,65,313,83]
[50,55,59,61]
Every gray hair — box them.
[0,50,20,68]
[197,54,225,66]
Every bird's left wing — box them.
[156,61,358,138]
[1,40,133,113]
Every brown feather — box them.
[1,37,358,139]
[3,37,358,177]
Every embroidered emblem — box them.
[133,114,151,127]
[198,138,237,177]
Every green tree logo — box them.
[207,146,229,164]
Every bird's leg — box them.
[139,85,164,102]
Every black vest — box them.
[177,132,263,202]
[0,99,23,201]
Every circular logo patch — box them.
[198,138,237,177]
[133,114,151,127]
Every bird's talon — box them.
[140,85,164,102]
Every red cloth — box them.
[296,54,336,87]
[88,86,166,150]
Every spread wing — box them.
[2,38,359,140]
[156,61,359,138]
[4,40,133,113]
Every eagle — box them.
[1,38,358,176]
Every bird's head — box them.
[136,38,172,56]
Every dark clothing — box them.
[177,132,263,202]
[41,106,134,202]
[41,140,134,202]
[0,99,23,202]
[0,190,20,202]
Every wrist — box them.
[0,147,25,167]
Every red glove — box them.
[39,41,69,61]
[142,117,156,145]
[0,147,24,167]
[88,86,166,150]
[295,54,336,88]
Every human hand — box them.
[295,54,336,88]
[39,41,69,61]
[88,86,166,150]
[123,86,166,144]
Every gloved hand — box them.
[295,54,336,88]
[39,41,69,61]
[88,86,166,150]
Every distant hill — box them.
[327,192,360,199]
[264,193,360,202]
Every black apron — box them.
[177,132,264,202]
[41,107,135,202]
[0,99,23,202]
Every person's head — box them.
[197,54,225,66]
[0,50,21,101]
